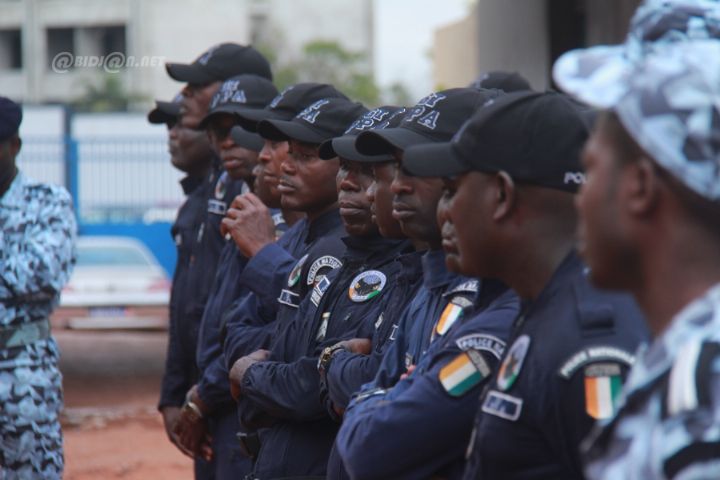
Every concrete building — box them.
[432,0,642,91]
[0,0,373,107]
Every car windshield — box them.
[76,245,153,267]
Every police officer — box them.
[161,43,273,478]
[0,97,76,479]
[221,83,349,367]
[403,90,649,479]
[151,93,216,457]
[554,12,720,480]
[173,74,278,479]
[228,98,375,479]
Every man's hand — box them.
[335,338,372,355]
[220,193,276,258]
[229,349,271,400]
[160,406,193,458]
[173,386,213,461]
[400,364,417,380]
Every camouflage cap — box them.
[613,40,720,202]
[553,0,720,107]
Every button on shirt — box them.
[583,283,720,480]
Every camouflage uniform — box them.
[0,172,76,479]
[583,284,720,479]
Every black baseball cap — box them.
[236,83,349,132]
[257,98,368,145]
[355,88,502,156]
[165,43,272,84]
[318,106,407,161]
[469,71,532,92]
[0,96,21,142]
[198,74,278,130]
[147,92,183,125]
[403,91,590,193]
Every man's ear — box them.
[493,171,516,221]
[625,156,659,217]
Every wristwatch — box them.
[182,391,204,423]
[317,343,348,376]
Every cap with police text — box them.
[236,83,349,132]
[147,92,183,125]
[403,91,590,193]
[258,98,368,145]
[318,106,407,161]
[553,0,720,107]
[612,40,720,202]
[0,97,22,142]
[198,74,278,130]
[469,71,532,92]
[165,43,272,84]
[355,88,502,156]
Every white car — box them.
[52,236,171,330]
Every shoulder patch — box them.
[434,297,469,338]
[444,280,480,297]
[348,270,387,302]
[456,334,506,360]
[307,255,342,286]
[497,335,531,391]
[482,390,523,421]
[439,349,491,397]
[558,346,635,380]
[311,275,332,307]
[584,363,623,419]
[288,254,309,287]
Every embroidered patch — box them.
[208,199,227,215]
[439,349,491,397]
[455,334,506,360]
[316,312,331,341]
[434,297,470,339]
[311,276,332,307]
[584,363,623,420]
[287,254,309,287]
[496,335,531,392]
[214,171,228,200]
[482,390,523,421]
[348,270,387,302]
[558,346,635,379]
[278,289,300,308]
[307,255,342,286]
[444,280,480,296]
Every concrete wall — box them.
[432,2,479,89]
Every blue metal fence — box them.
[17,134,183,276]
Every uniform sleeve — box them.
[236,242,296,316]
[0,187,76,302]
[223,292,278,368]
[324,349,383,411]
[337,344,498,480]
[196,354,233,411]
[159,308,193,408]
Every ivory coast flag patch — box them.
[439,349,491,397]
[584,363,623,420]
[434,296,471,339]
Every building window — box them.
[47,27,75,70]
[0,29,22,70]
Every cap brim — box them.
[235,108,286,132]
[355,128,434,156]
[230,126,265,152]
[403,142,470,178]
[198,107,240,130]
[257,119,324,144]
[319,135,393,162]
[148,101,180,124]
[552,45,631,108]
[165,62,215,84]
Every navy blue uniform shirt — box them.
[462,251,649,480]
[159,174,208,409]
[336,280,519,480]
[238,234,412,479]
